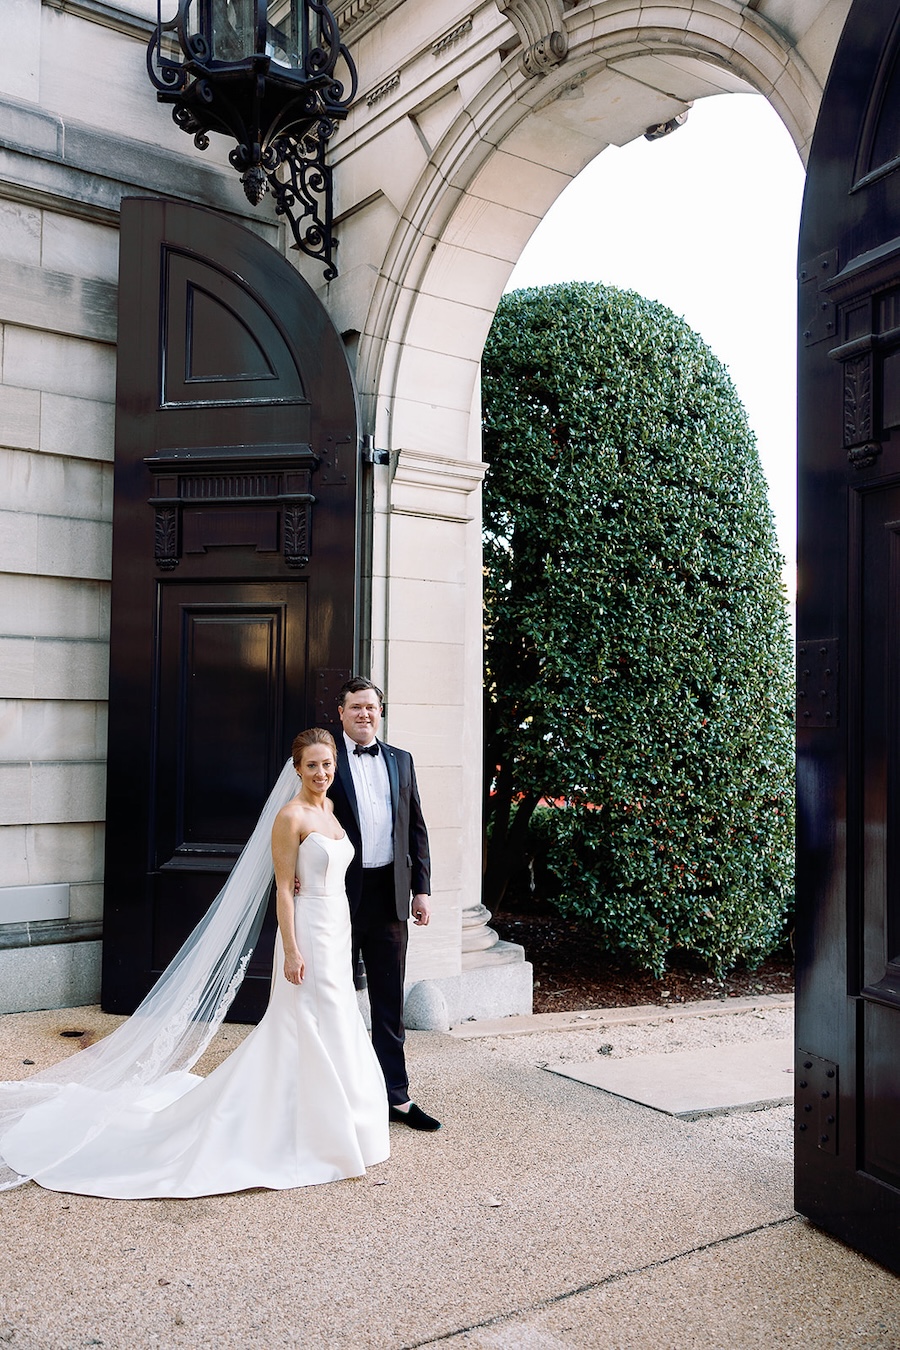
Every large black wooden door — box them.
[101,198,358,1021]
[797,0,900,1267]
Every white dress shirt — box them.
[343,731,393,867]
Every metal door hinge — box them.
[361,434,390,466]
[313,669,351,725]
[797,639,839,727]
[800,251,838,345]
[796,1050,838,1155]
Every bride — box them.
[0,729,389,1197]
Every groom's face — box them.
[339,689,383,746]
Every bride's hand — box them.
[284,950,305,984]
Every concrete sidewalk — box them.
[0,997,898,1349]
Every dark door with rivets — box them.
[797,0,900,1268]
[101,198,357,1021]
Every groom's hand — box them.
[411,895,431,926]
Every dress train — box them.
[0,833,389,1198]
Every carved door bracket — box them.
[147,445,318,570]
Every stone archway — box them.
[315,0,848,1018]
[358,0,828,417]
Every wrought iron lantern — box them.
[147,0,358,279]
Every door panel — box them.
[154,581,306,867]
[163,250,306,402]
[857,482,900,1000]
[102,199,357,1020]
[855,481,900,1194]
[176,608,279,847]
[797,0,900,1268]
[862,1002,900,1188]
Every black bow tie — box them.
[353,742,379,757]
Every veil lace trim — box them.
[0,757,299,1190]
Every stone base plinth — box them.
[401,943,533,1031]
[461,938,527,970]
[0,940,101,1015]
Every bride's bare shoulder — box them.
[273,797,308,832]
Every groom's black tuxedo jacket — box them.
[329,738,431,923]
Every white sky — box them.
[506,92,806,575]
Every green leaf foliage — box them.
[481,281,794,976]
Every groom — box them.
[329,676,441,1132]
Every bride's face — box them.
[298,746,335,794]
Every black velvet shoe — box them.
[389,1102,441,1131]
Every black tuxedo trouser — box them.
[352,864,409,1107]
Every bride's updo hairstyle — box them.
[292,727,337,767]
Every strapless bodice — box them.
[295,831,354,898]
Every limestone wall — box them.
[0,195,114,1010]
[0,0,267,1011]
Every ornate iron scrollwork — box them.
[268,121,340,281]
[146,0,357,278]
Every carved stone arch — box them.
[358,1,824,433]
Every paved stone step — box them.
[547,1036,794,1118]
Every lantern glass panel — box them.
[208,0,258,61]
[266,0,305,70]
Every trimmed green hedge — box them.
[482,282,794,975]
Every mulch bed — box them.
[491,902,794,1014]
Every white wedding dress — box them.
[0,833,389,1198]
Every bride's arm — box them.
[272,808,306,985]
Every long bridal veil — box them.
[0,756,299,1190]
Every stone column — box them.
[382,448,531,1018]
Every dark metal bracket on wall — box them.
[146,444,318,570]
[361,434,390,466]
